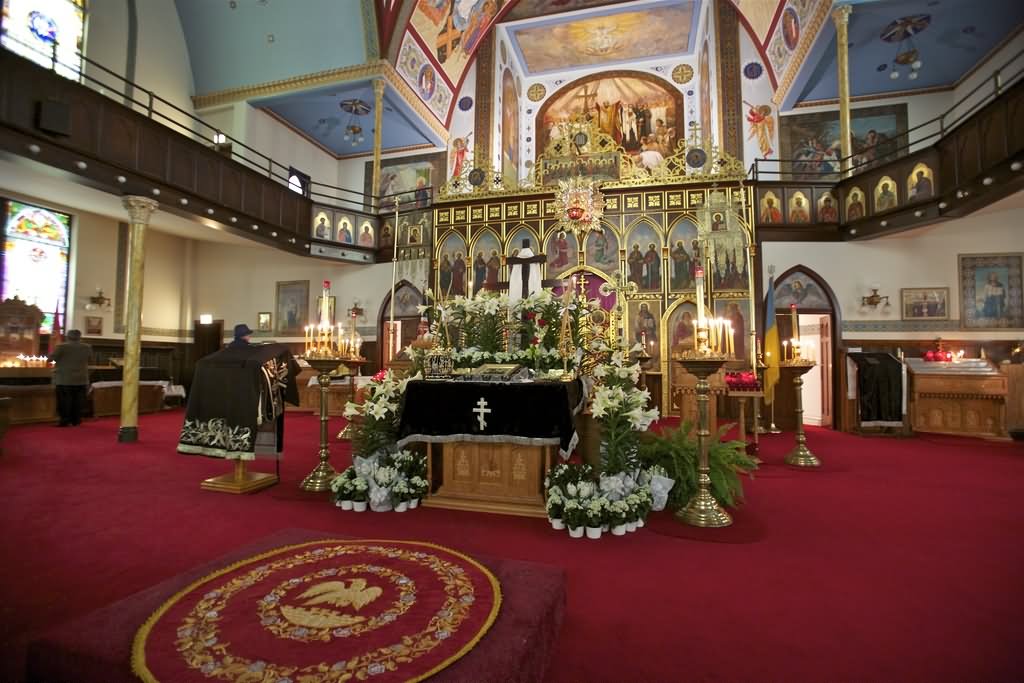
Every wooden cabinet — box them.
[425,441,550,517]
[907,359,1008,439]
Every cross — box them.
[473,397,491,431]
[504,238,547,296]
[574,84,598,116]
[436,11,460,63]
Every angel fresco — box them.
[774,273,830,310]
[745,102,775,157]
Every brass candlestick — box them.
[300,359,345,491]
[675,356,732,528]
[781,361,820,468]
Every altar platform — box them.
[25,528,566,683]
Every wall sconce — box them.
[199,314,214,325]
[860,287,891,310]
[84,287,111,311]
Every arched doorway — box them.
[377,281,424,371]
[770,265,843,431]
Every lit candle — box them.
[641,330,647,348]
[790,304,799,343]
[756,337,762,357]
[782,340,789,361]
[727,323,734,357]
[695,266,706,326]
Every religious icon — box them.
[846,188,865,221]
[629,299,662,365]
[715,299,750,363]
[744,102,775,157]
[545,229,578,275]
[585,228,619,274]
[875,177,898,212]
[626,222,661,291]
[471,231,501,294]
[782,6,800,51]
[380,220,394,247]
[759,191,782,223]
[667,303,697,354]
[900,288,949,321]
[336,216,354,244]
[501,68,519,181]
[774,272,830,309]
[315,296,337,326]
[788,192,810,224]
[908,163,933,200]
[275,280,309,336]
[451,252,467,296]
[818,192,838,222]
[711,211,727,231]
[84,316,102,336]
[669,241,694,291]
[357,222,375,247]
[643,243,662,291]
[449,134,471,180]
[257,312,272,332]
[417,64,436,100]
[437,233,467,297]
[959,253,1024,329]
[313,211,332,240]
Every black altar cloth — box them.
[397,379,583,457]
[848,352,904,424]
[177,344,300,459]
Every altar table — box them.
[397,379,582,517]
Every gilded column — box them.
[370,78,386,209]
[832,5,853,176]
[118,196,158,443]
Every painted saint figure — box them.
[627,244,644,287]
[982,272,1006,319]
[911,170,932,199]
[790,197,809,223]
[760,196,782,223]
[473,252,487,294]
[486,250,501,289]
[847,192,865,220]
[670,240,693,290]
[672,310,694,351]
[634,303,658,358]
[439,254,453,294]
[358,225,374,247]
[644,243,661,290]
[819,197,838,222]
[315,217,331,239]
[745,103,775,157]
[451,252,467,296]
[550,231,570,269]
[876,182,897,212]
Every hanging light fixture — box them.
[340,98,370,146]
[880,14,930,81]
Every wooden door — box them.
[819,316,833,427]
[193,320,224,361]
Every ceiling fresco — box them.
[408,0,508,88]
[792,0,1024,105]
[503,0,629,21]
[507,1,698,75]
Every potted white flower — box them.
[546,491,566,530]
[351,477,369,512]
[409,476,428,508]
[584,498,607,539]
[391,480,412,512]
[609,500,630,536]
[563,500,585,538]
[330,469,356,510]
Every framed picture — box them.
[257,312,272,332]
[900,288,949,320]
[627,299,663,366]
[275,280,309,336]
[84,316,103,336]
[315,296,337,326]
[364,152,445,211]
[959,253,1024,329]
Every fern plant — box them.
[638,422,759,510]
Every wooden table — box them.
[729,389,764,449]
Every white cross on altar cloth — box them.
[473,397,491,430]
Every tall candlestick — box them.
[727,324,734,357]
[790,304,799,343]
[695,266,706,326]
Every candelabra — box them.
[779,341,820,468]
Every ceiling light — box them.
[914,210,923,217]
[152,188,161,196]
[180,198,188,205]
[27,144,40,154]
[982,177,994,185]
[1011,161,1022,171]
[271,231,278,237]
[116,175,126,183]
[207,208,214,215]
[938,201,948,209]
[75,161,87,170]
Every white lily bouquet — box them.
[589,342,660,474]
[343,369,421,457]
[544,461,655,539]
[330,448,429,513]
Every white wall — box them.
[85,0,198,135]
[192,243,395,341]
[949,29,1024,133]
[763,202,1024,340]
[238,105,341,196]
[447,60,476,183]
[740,22,779,172]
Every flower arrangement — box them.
[330,448,428,513]
[724,371,761,391]
[543,461,661,539]
[343,369,420,457]
[590,341,660,474]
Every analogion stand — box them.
[201,459,278,495]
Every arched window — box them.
[1,199,72,334]
[1,0,86,80]
[288,166,310,197]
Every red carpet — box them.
[2,411,1023,682]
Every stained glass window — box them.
[2,200,72,334]
[1,0,86,80]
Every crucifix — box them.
[504,238,548,303]
[473,397,491,431]
[574,84,598,117]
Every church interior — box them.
[1,0,1023,681]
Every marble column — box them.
[832,5,853,176]
[118,196,158,443]
[370,78,386,209]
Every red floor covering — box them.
[1,410,1023,682]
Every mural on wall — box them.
[437,232,468,298]
[629,299,662,365]
[730,0,780,44]
[715,298,750,362]
[447,61,476,181]
[409,0,505,87]
[509,3,694,74]
[585,228,620,276]
[698,38,711,138]
[471,230,503,294]
[626,222,663,293]
[536,73,684,160]
[846,187,865,221]
[396,33,454,121]
[505,0,627,21]
[545,229,580,277]
[959,253,1024,329]
[767,0,823,82]
[818,192,838,222]
[668,219,697,291]
[774,272,831,310]
[745,102,774,157]
[364,153,446,210]
[501,67,519,182]
[779,104,909,180]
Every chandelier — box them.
[340,98,370,146]
[552,176,605,240]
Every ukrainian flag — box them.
[763,275,780,404]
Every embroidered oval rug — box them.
[132,540,501,683]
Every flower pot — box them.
[611,524,627,536]
[568,526,584,539]
[395,501,409,512]
[601,524,610,533]
[409,498,420,509]
[352,501,367,512]
[585,526,603,540]
[637,518,646,528]
[550,518,565,531]
[626,521,637,533]
[339,499,353,511]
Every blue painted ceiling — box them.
[254,82,442,157]
[173,0,369,96]
[793,0,1024,105]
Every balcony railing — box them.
[749,47,1024,182]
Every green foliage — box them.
[638,422,759,510]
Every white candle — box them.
[782,340,789,361]
[695,267,706,326]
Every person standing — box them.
[51,329,91,427]
[227,324,253,350]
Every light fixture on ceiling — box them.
[881,14,929,81]
[340,98,371,146]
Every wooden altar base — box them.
[201,460,278,495]
[424,441,553,518]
